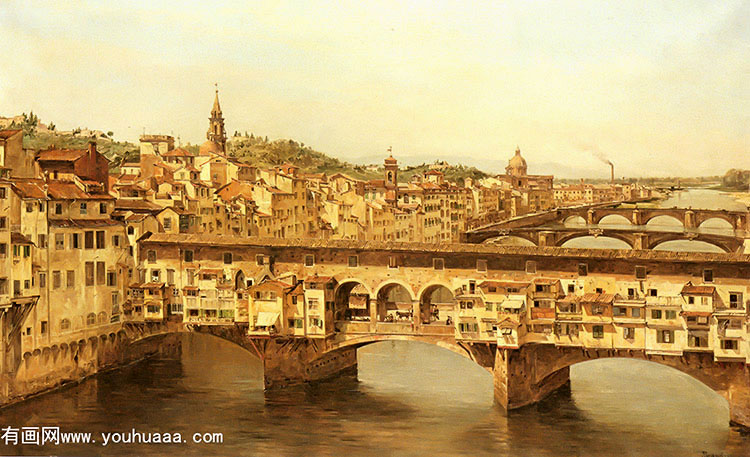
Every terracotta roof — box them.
[36,149,86,162]
[580,293,615,304]
[681,284,715,295]
[0,129,22,139]
[49,219,122,228]
[162,148,193,157]
[114,199,162,212]
[46,181,112,200]
[11,232,34,245]
[10,179,46,199]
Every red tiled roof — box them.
[11,232,34,245]
[580,293,615,304]
[162,148,193,157]
[10,179,46,199]
[46,181,112,200]
[0,129,22,139]
[681,284,715,295]
[36,149,86,162]
[49,219,122,228]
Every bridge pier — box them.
[262,339,358,389]
[684,210,696,229]
[493,345,570,411]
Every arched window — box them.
[97,312,108,324]
[86,313,96,326]
[127,226,134,235]
[60,319,71,331]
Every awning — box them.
[255,312,279,327]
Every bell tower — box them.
[207,84,227,153]
[384,148,398,205]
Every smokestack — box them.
[609,162,614,184]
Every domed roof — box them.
[199,140,222,156]
[508,146,526,168]
[506,146,527,176]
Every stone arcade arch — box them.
[418,283,456,326]
[374,281,416,323]
[333,279,373,322]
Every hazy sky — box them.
[1,1,748,178]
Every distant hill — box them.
[227,134,489,183]
[3,114,489,182]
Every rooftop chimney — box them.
[88,140,96,158]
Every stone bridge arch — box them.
[643,213,685,227]
[596,214,633,226]
[496,344,750,425]
[555,233,635,249]
[697,216,736,230]
[481,234,538,246]
[647,234,737,253]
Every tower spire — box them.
[207,84,226,153]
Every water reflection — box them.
[2,335,748,456]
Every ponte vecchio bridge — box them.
[118,234,750,427]
[464,206,750,252]
[14,233,750,428]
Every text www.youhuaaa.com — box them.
[1,426,223,446]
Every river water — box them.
[2,188,749,457]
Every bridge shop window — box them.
[147,250,157,263]
[577,263,588,276]
[305,255,315,267]
[592,325,604,339]
[223,252,233,264]
[658,330,674,344]
[648,288,658,297]
[183,249,194,263]
[635,266,647,280]
[525,261,536,274]
[433,258,444,270]
[722,340,738,350]
[388,256,398,269]
[348,255,359,268]
[729,292,743,309]
[256,254,265,266]
[476,259,487,272]
[702,269,713,283]
[623,327,635,339]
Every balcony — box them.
[531,308,555,320]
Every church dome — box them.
[199,140,222,156]
[506,146,527,176]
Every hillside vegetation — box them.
[721,169,750,190]
[6,118,488,183]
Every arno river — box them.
[2,189,750,456]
